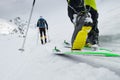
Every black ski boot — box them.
[86,30,99,47]
[93,33,99,45]
[41,39,43,44]
[45,38,47,43]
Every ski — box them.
[53,46,120,57]
[52,40,120,57]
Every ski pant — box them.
[39,28,46,38]
[87,7,99,44]
[39,28,47,44]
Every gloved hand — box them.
[46,27,48,30]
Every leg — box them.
[71,13,91,50]
[87,9,99,45]
[39,28,43,44]
[43,28,47,43]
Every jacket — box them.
[84,0,97,11]
[37,18,48,29]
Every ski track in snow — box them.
[56,54,120,76]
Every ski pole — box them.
[36,28,39,45]
[47,30,50,42]
[19,0,36,51]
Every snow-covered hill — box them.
[0,19,16,34]
[0,0,120,80]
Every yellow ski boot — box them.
[72,26,92,50]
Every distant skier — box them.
[66,0,99,50]
[37,16,48,44]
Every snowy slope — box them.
[97,0,120,51]
[0,0,120,80]
[98,0,120,35]
[0,19,16,34]
[0,28,120,80]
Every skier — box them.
[37,16,48,44]
[66,0,99,50]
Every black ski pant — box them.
[87,7,99,44]
[39,28,47,44]
[39,28,46,37]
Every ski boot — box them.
[41,39,43,44]
[71,12,93,50]
[72,26,92,50]
[85,32,99,51]
[45,38,47,43]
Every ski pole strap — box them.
[68,5,78,14]
[67,0,87,14]
[85,5,91,12]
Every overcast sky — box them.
[0,0,105,29]
[1,0,119,27]
[0,0,67,21]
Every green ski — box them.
[64,51,120,57]
[53,46,120,57]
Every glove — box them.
[46,27,48,30]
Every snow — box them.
[0,0,120,80]
[0,19,16,34]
